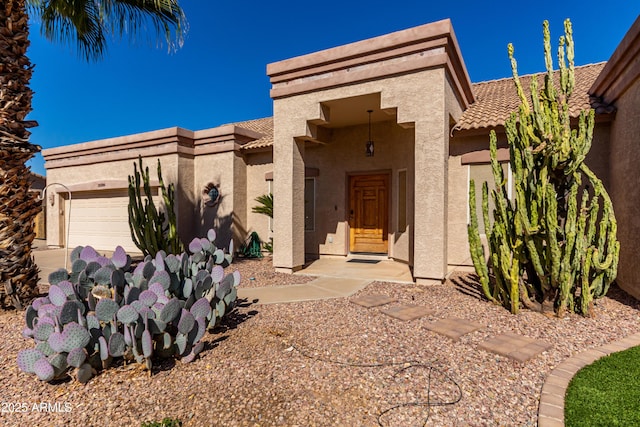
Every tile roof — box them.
[454,62,613,133]
[232,117,273,150]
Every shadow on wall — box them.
[192,189,246,254]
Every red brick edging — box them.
[538,332,640,427]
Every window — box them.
[304,178,315,231]
[267,180,273,232]
[468,163,512,234]
[397,169,407,231]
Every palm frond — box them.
[27,0,187,61]
[252,193,273,218]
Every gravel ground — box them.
[1,264,639,427]
[227,256,316,288]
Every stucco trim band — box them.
[43,125,262,170]
[267,19,473,107]
[60,180,160,193]
[264,167,319,181]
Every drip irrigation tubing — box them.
[289,343,463,426]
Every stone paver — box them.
[425,318,484,340]
[381,305,433,321]
[478,332,553,362]
[350,294,397,308]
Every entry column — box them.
[413,116,448,283]
[273,115,306,273]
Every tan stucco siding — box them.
[303,121,415,260]
[608,81,640,299]
[193,151,246,250]
[176,155,195,244]
[448,132,507,266]
[444,76,466,266]
[584,124,612,190]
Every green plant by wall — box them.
[17,229,240,384]
[128,156,184,257]
[252,193,273,253]
[141,417,183,427]
[252,193,273,218]
[467,19,619,317]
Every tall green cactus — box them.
[467,19,619,317]
[128,156,184,256]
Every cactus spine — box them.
[128,156,183,256]
[467,19,619,317]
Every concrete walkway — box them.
[298,256,414,283]
[237,255,413,304]
[239,277,371,304]
[32,242,71,287]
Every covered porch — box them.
[267,19,474,283]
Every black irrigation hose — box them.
[289,344,463,427]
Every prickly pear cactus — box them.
[17,228,240,384]
[467,19,619,317]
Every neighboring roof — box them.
[233,117,273,150]
[454,63,613,133]
[28,172,46,190]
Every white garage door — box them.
[68,189,143,253]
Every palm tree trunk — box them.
[0,0,41,309]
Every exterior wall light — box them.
[203,182,220,207]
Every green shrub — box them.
[252,193,273,253]
[141,417,182,427]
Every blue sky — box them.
[26,1,639,176]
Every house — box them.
[28,172,46,239]
[42,17,640,297]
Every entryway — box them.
[348,173,389,254]
[298,257,414,283]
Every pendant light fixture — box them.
[365,110,374,157]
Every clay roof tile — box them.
[455,62,611,132]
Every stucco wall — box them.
[193,150,246,250]
[303,120,415,261]
[608,81,640,298]
[444,76,465,266]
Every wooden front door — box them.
[349,173,389,253]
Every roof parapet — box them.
[267,19,474,108]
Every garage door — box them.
[67,189,152,253]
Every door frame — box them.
[346,169,391,254]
